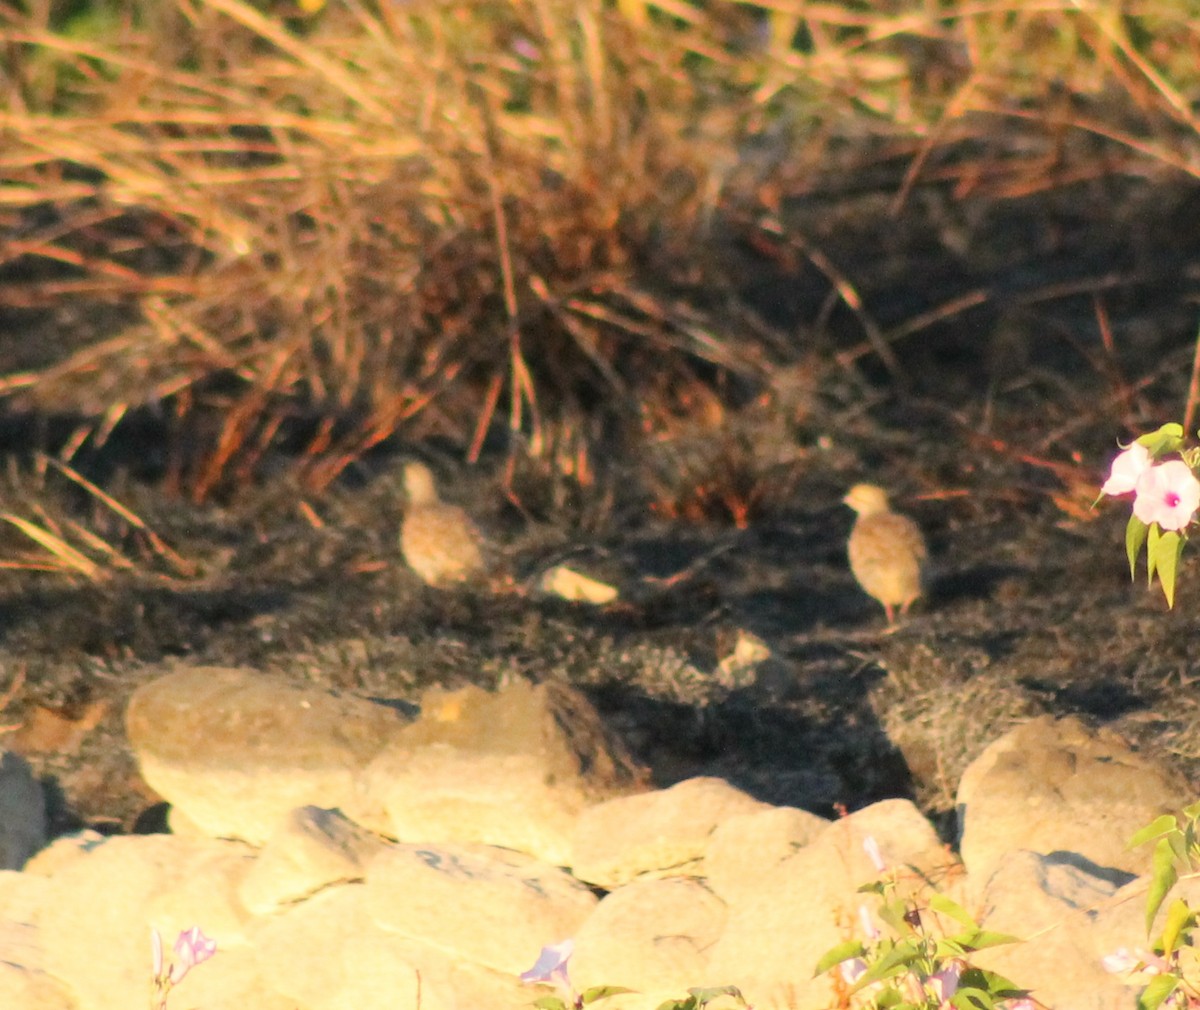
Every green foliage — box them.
[1111,804,1200,1008]
[816,854,1026,1009]
[653,985,748,1010]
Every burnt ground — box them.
[4,169,1200,845]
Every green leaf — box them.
[937,929,1021,955]
[878,900,913,935]
[1137,972,1180,1010]
[1160,897,1194,957]
[532,998,570,1010]
[581,986,637,1004]
[959,967,1026,998]
[860,940,923,985]
[1130,814,1179,850]
[1147,523,1162,584]
[1151,530,1184,608]
[950,986,996,1010]
[813,939,866,977]
[1181,801,1200,822]
[654,999,696,1010]
[1126,515,1149,580]
[1137,423,1185,457]
[1148,836,1180,935]
[929,893,978,929]
[683,985,746,1008]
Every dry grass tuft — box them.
[1,0,1199,499]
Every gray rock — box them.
[0,751,45,870]
[704,805,829,905]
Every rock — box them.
[0,750,45,869]
[704,805,829,905]
[364,841,597,975]
[36,834,257,1010]
[570,777,770,887]
[239,806,389,915]
[0,871,70,1010]
[254,884,531,1010]
[356,679,645,866]
[572,877,727,994]
[126,666,408,844]
[956,715,1185,890]
[0,963,75,1010]
[970,849,1145,1010]
[707,799,950,1010]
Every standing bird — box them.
[843,483,928,625]
[399,461,488,587]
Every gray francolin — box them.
[843,483,928,625]
[399,461,488,587]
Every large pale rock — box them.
[254,884,531,1010]
[364,841,597,975]
[355,679,645,866]
[0,750,45,869]
[36,834,257,1010]
[957,716,1185,891]
[572,877,727,994]
[0,962,75,1010]
[0,871,72,1010]
[239,806,389,915]
[126,666,408,844]
[707,799,950,1010]
[970,849,1149,1010]
[704,805,829,905]
[570,777,770,887]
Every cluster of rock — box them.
[0,666,1194,1010]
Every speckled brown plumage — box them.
[844,483,928,625]
[399,461,488,587]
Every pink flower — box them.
[927,960,963,1000]
[839,957,868,985]
[151,928,164,980]
[1102,946,1171,976]
[1133,460,1200,531]
[858,904,879,941]
[171,927,217,984]
[520,939,574,990]
[1102,443,1152,496]
[863,835,886,873]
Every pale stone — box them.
[0,962,76,1010]
[970,849,1143,1010]
[957,716,1185,891]
[239,806,388,915]
[572,877,727,994]
[355,679,644,866]
[254,884,531,1010]
[364,841,597,975]
[707,799,950,1010]
[704,805,829,905]
[570,777,770,887]
[36,834,256,1010]
[126,666,408,844]
[21,832,106,877]
[0,750,45,870]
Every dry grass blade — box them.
[41,456,195,576]
[1,514,105,581]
